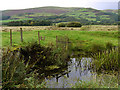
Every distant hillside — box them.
[2,6,71,16]
[1,6,118,25]
[103,9,118,13]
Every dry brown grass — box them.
[87,25,118,31]
[1,25,118,32]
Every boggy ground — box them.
[1,25,119,88]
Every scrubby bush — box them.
[66,22,82,27]
[20,42,68,68]
[2,42,69,88]
[2,47,46,88]
[57,22,82,27]
[57,22,66,27]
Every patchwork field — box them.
[2,7,118,25]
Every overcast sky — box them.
[0,0,119,10]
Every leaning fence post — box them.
[10,29,12,46]
[20,28,23,42]
[38,31,40,44]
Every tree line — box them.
[6,20,52,26]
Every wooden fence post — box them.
[38,31,40,44]
[10,29,12,46]
[44,36,45,41]
[20,28,23,42]
[67,38,69,49]
[56,36,58,48]
[41,36,42,40]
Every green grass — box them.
[91,48,118,72]
[72,74,118,88]
[66,11,97,21]
[2,30,118,48]
[1,18,33,23]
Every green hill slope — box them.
[1,6,118,25]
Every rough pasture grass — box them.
[2,25,118,32]
[2,29,118,48]
[72,74,118,88]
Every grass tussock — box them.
[91,47,118,72]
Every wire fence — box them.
[9,28,71,50]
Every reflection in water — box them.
[45,57,94,88]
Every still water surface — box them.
[44,57,96,88]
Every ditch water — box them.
[44,57,97,88]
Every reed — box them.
[91,47,118,72]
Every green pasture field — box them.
[2,28,118,49]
